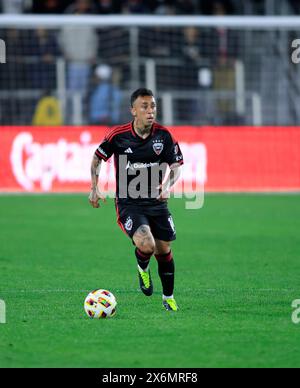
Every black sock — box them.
[135,248,151,270]
[156,252,175,297]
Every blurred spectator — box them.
[122,0,150,14]
[59,0,98,94]
[289,0,300,14]
[32,0,71,14]
[209,1,239,66]
[27,29,60,91]
[26,0,241,15]
[139,27,180,58]
[0,0,29,14]
[198,0,234,15]
[180,26,215,87]
[175,0,196,15]
[97,27,130,66]
[210,1,241,124]
[32,94,63,126]
[182,27,205,64]
[59,25,98,93]
[65,0,96,14]
[152,0,175,15]
[89,64,122,125]
[177,27,208,123]
[96,27,130,89]
[95,0,122,14]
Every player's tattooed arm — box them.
[91,155,101,189]
[168,165,182,190]
[89,156,106,208]
[157,165,182,202]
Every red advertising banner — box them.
[0,126,299,193]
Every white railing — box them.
[0,15,300,29]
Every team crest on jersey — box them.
[153,141,164,156]
[125,217,133,232]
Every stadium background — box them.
[1,0,300,369]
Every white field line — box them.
[0,288,297,294]
[0,192,300,197]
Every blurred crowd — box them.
[0,0,243,126]
[0,0,237,16]
[1,0,299,15]
[0,0,297,126]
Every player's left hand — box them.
[89,187,106,208]
[156,184,170,202]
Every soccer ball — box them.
[84,289,117,319]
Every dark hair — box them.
[130,88,154,107]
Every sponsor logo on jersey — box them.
[126,161,135,171]
[98,147,108,158]
[126,161,159,170]
[124,148,133,154]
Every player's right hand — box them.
[89,187,106,208]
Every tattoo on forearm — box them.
[91,156,101,189]
[168,167,181,189]
[169,170,176,187]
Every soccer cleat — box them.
[137,265,153,297]
[163,298,179,312]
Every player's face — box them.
[131,96,157,128]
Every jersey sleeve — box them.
[94,136,115,162]
[163,132,184,168]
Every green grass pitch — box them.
[0,194,300,368]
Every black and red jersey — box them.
[95,121,184,206]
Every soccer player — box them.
[89,88,184,311]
